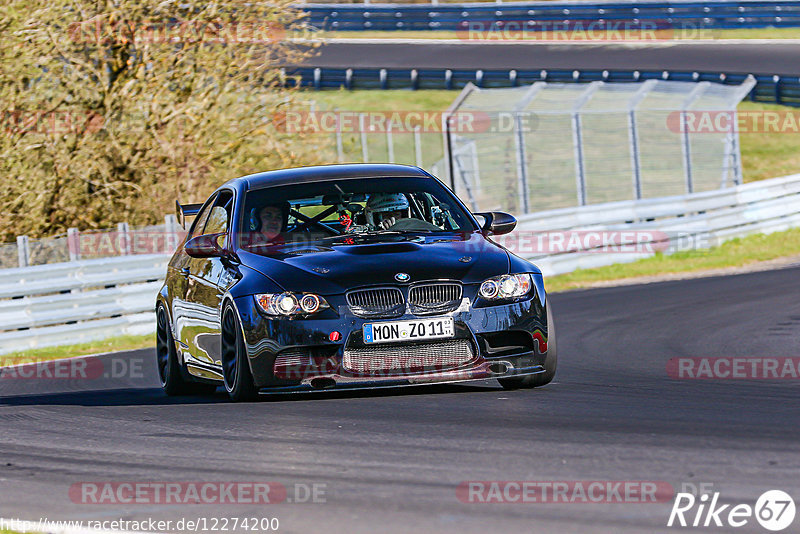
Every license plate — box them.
[363,317,455,344]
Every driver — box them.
[365,193,411,230]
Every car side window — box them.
[202,190,234,235]
[189,194,217,239]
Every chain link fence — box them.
[437,78,756,213]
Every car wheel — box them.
[156,305,216,396]
[221,302,258,402]
[499,304,558,390]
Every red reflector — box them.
[329,331,341,342]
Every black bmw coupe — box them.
[156,164,556,401]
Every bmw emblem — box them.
[395,272,410,282]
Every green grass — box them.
[315,27,800,41]
[0,334,153,366]
[738,101,800,183]
[545,227,800,292]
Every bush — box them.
[0,0,332,240]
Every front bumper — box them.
[233,287,551,392]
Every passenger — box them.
[250,202,289,245]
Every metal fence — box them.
[300,99,448,171]
[1,216,184,269]
[434,78,756,213]
[303,0,800,31]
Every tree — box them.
[0,0,329,240]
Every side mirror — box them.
[185,233,228,258]
[474,211,517,236]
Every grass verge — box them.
[545,227,800,292]
[738,101,800,183]
[1,334,153,366]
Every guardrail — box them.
[0,255,168,354]
[1,173,799,353]
[505,172,800,275]
[287,67,800,106]
[304,0,800,31]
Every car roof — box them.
[225,164,433,191]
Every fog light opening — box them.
[310,377,337,390]
[488,362,510,375]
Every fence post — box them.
[67,228,81,262]
[732,129,744,186]
[414,126,423,168]
[570,82,603,206]
[513,112,530,214]
[571,112,587,206]
[626,80,655,201]
[680,111,694,194]
[336,128,344,163]
[17,235,29,268]
[117,222,132,255]
[628,109,643,200]
[387,123,395,163]
[680,82,710,195]
[164,214,179,254]
[443,113,455,190]
[359,113,369,163]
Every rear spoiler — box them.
[175,200,203,229]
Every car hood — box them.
[237,232,514,294]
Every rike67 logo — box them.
[668,490,795,531]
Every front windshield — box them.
[239,176,477,247]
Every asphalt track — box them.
[2,265,799,533]
[302,40,800,76]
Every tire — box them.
[499,304,558,390]
[221,302,258,402]
[156,305,217,396]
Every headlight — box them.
[479,274,533,300]
[255,293,330,316]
